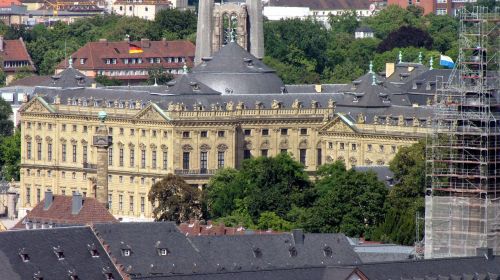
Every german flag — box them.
[129,44,143,54]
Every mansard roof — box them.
[39,66,98,89]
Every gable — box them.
[321,114,357,133]
[134,103,171,121]
[20,96,55,114]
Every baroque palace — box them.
[18,40,447,221]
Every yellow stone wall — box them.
[19,98,427,220]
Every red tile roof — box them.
[56,39,195,72]
[13,195,117,229]
[0,0,20,7]
[268,0,372,10]
[1,38,36,72]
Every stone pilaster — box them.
[93,112,112,207]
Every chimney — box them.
[385,62,395,78]
[292,229,304,245]
[0,35,4,52]
[476,247,494,260]
[43,189,53,210]
[72,192,83,215]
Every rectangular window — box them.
[217,151,225,169]
[108,147,113,165]
[261,149,268,157]
[27,142,32,159]
[72,145,77,163]
[152,130,157,137]
[281,128,288,135]
[140,197,145,213]
[36,188,41,203]
[163,151,168,169]
[152,151,157,169]
[339,143,345,150]
[26,187,31,205]
[300,128,308,135]
[391,145,397,154]
[182,131,190,138]
[47,143,52,161]
[119,176,123,183]
[83,146,88,163]
[62,144,66,162]
[299,149,307,165]
[367,144,372,152]
[200,131,208,138]
[108,194,112,209]
[62,124,66,131]
[163,131,168,138]
[120,128,124,135]
[328,142,333,149]
[352,144,357,151]
[119,195,123,211]
[72,125,77,132]
[130,129,135,136]
[130,149,135,167]
[218,131,225,137]
[83,126,88,133]
[141,129,146,137]
[130,176,134,183]
[37,142,42,160]
[141,150,146,168]
[244,129,251,136]
[379,145,385,153]
[200,151,208,172]
[119,148,124,166]
[182,152,190,170]
[48,123,52,131]
[317,148,322,166]
[243,149,251,159]
[129,196,134,212]
[262,129,269,136]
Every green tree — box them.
[148,9,197,40]
[257,211,293,231]
[297,161,388,237]
[372,140,426,245]
[206,153,313,223]
[148,174,202,223]
[94,75,123,86]
[328,10,359,34]
[377,26,433,53]
[147,67,175,85]
[0,129,20,181]
[0,97,13,137]
[362,5,422,39]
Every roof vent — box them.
[33,271,43,280]
[288,246,298,258]
[87,243,99,258]
[68,269,79,280]
[190,81,200,91]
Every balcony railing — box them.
[174,169,218,176]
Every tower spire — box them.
[398,51,403,64]
[418,52,423,64]
[429,56,434,70]
[369,60,374,74]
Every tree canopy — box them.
[148,174,202,223]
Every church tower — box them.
[195,0,264,65]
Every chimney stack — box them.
[72,192,83,215]
[44,189,53,210]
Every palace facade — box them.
[18,42,445,221]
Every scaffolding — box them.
[425,6,500,259]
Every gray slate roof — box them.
[0,227,122,280]
[93,223,360,278]
[353,166,395,188]
[38,66,98,88]
[191,42,285,95]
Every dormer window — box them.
[252,247,262,258]
[122,249,131,256]
[90,249,99,257]
[323,246,333,257]
[19,252,30,262]
[80,58,85,65]
[158,248,169,256]
[104,273,115,280]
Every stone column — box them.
[246,0,264,59]
[195,0,214,65]
[92,111,112,208]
